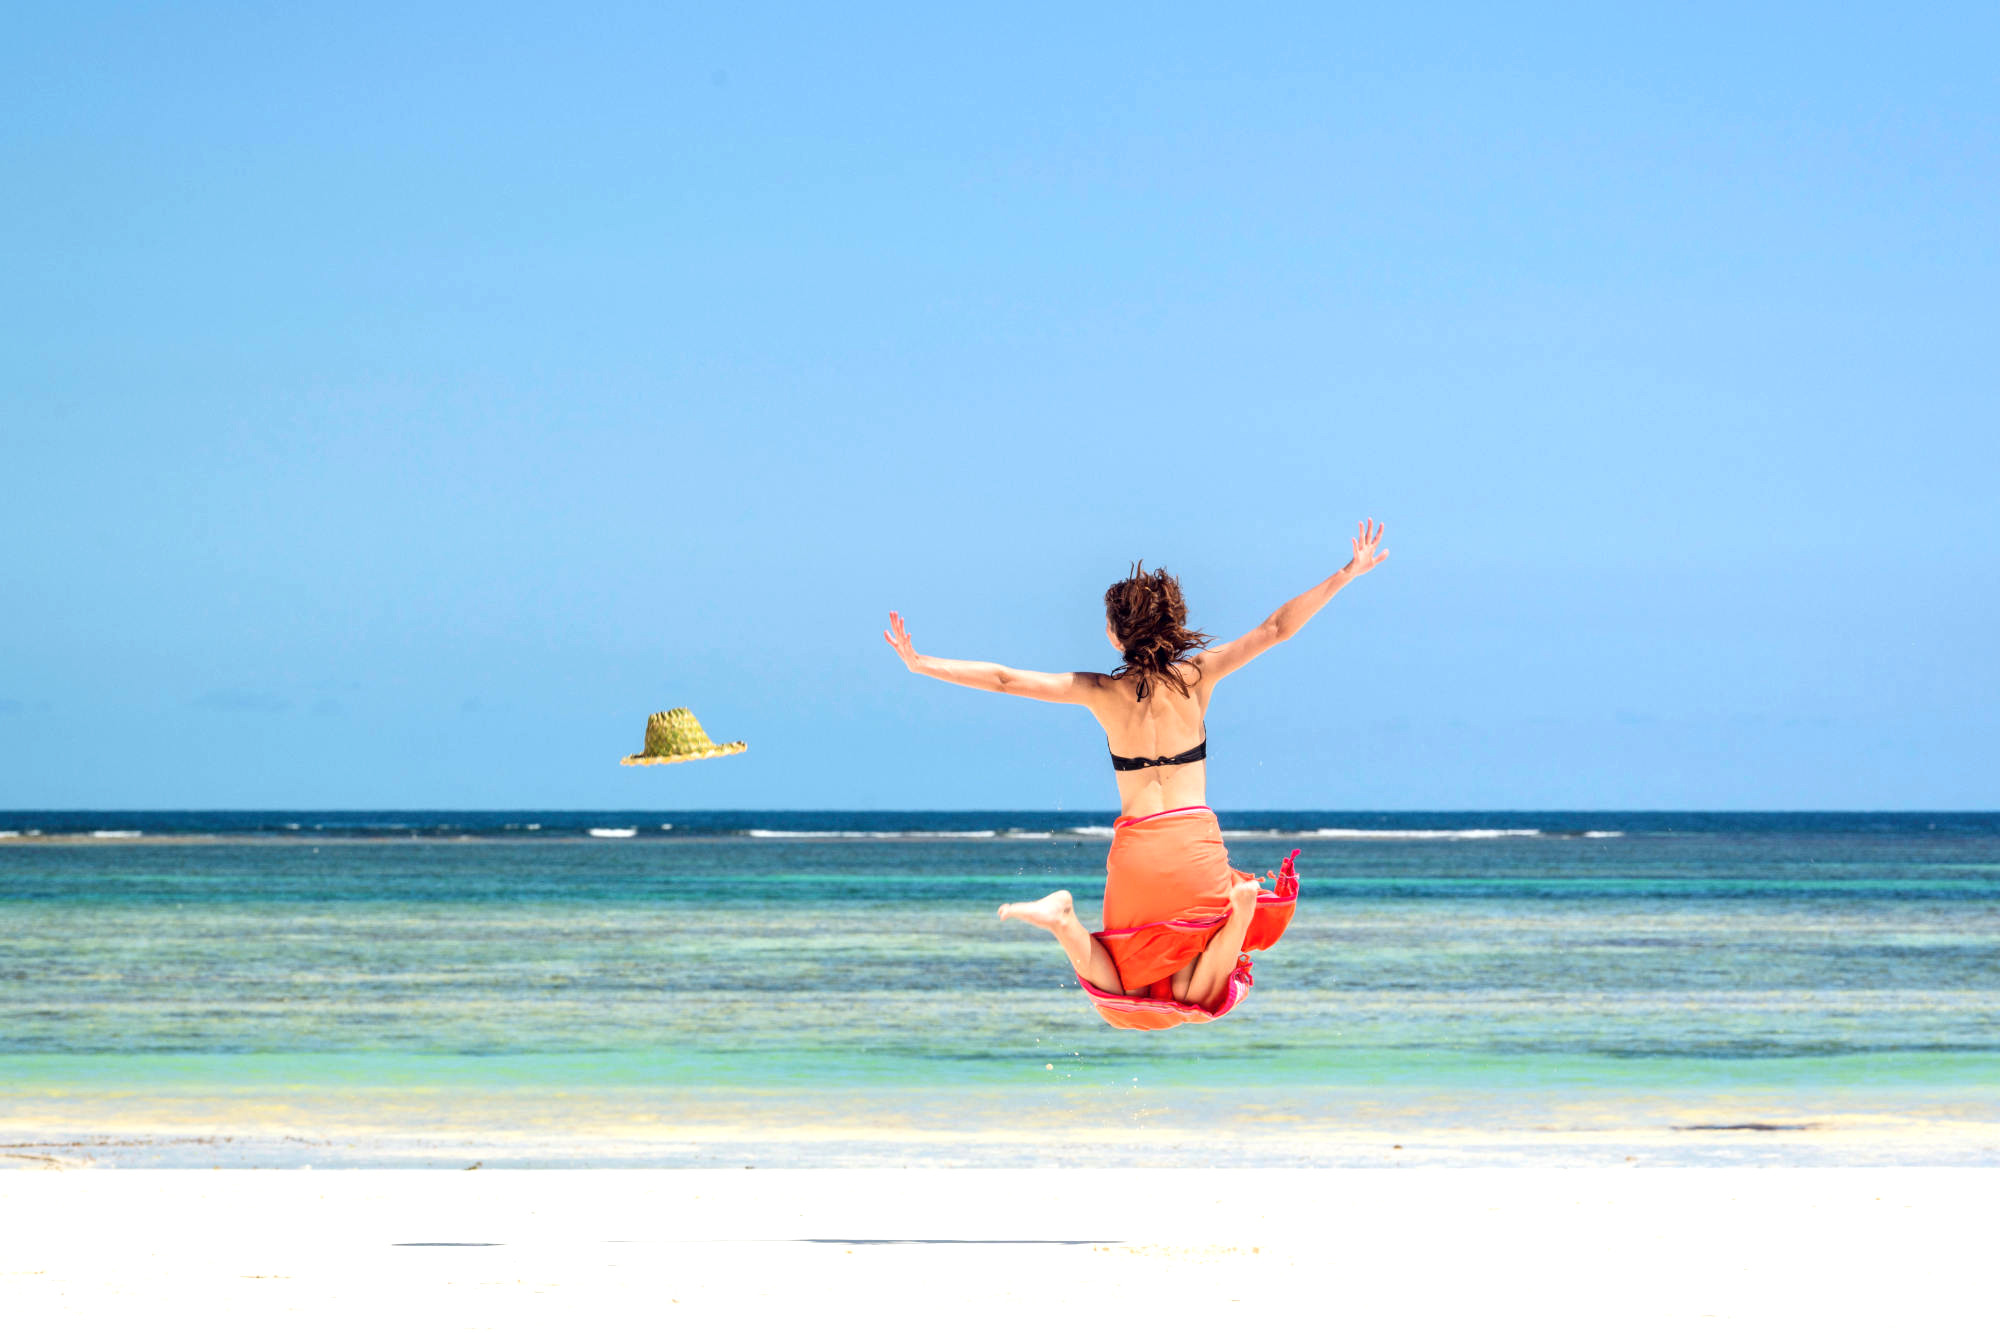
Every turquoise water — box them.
[3,812,1996,1111]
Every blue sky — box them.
[3,3,1995,809]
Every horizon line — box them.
[5,806,1997,816]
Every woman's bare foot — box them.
[998,889,1126,993]
[997,888,1076,932]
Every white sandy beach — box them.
[6,1081,1997,1169]
[2,1167,1991,1328]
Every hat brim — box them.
[620,742,748,766]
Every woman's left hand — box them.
[883,611,921,671]
[1343,518,1389,577]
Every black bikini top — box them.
[1109,733,1207,772]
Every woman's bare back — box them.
[1089,664,1212,819]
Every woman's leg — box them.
[1180,878,1261,1011]
[997,890,1127,994]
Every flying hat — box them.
[620,708,748,766]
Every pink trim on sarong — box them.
[1076,954,1256,1031]
[1113,804,1217,829]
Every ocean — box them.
[3,810,1996,1166]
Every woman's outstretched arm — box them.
[1196,518,1389,682]
[883,612,1107,705]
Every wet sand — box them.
[5,1082,1996,1168]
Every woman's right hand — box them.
[1343,518,1389,577]
[883,611,921,671]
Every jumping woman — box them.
[883,519,1389,1029]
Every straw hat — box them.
[621,708,748,766]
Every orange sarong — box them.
[1076,805,1299,1031]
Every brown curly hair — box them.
[1104,562,1213,701]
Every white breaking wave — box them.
[0,831,19,839]
[1583,830,1625,838]
[1004,831,1054,840]
[745,829,999,839]
[659,823,674,830]
[90,830,143,839]
[1063,826,1118,837]
[588,827,638,838]
[1307,828,1542,840]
